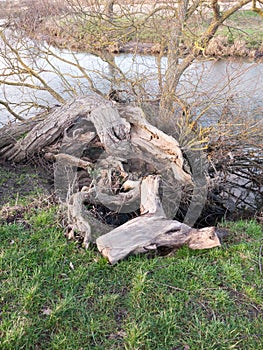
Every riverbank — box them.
[0,161,53,209]
[3,0,263,58]
[37,9,263,58]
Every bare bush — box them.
[4,0,69,32]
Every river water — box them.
[0,45,262,125]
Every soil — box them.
[0,160,54,208]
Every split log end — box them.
[188,227,221,250]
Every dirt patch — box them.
[0,161,54,208]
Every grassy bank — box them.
[3,1,263,56]
[218,10,263,50]
[35,8,263,56]
[1,193,263,349]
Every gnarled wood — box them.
[67,191,112,248]
[96,176,221,264]
[2,95,113,161]
[0,95,222,262]
[0,96,191,185]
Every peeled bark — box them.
[0,113,45,151]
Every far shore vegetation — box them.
[36,9,263,56]
[6,1,263,57]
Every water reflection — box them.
[0,44,262,124]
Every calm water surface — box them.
[0,47,262,125]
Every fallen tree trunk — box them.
[0,94,223,263]
[0,113,46,151]
[0,95,113,161]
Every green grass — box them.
[217,10,263,49]
[1,205,263,349]
[0,168,12,187]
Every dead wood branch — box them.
[97,175,220,264]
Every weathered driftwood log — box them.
[96,176,221,264]
[1,94,261,225]
[0,94,191,218]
